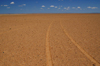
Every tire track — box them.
[46,22,53,66]
[60,22,100,66]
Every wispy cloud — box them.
[10,2,14,4]
[42,5,45,7]
[55,6,57,8]
[7,7,10,9]
[48,8,50,9]
[58,8,61,9]
[23,4,26,6]
[91,7,98,9]
[87,6,91,8]
[77,6,81,9]
[4,5,8,6]
[1,5,3,6]
[66,7,70,10]
[87,6,98,9]
[19,4,26,7]
[50,5,54,7]
[72,7,76,9]
[64,7,70,10]
[64,7,66,9]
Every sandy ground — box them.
[0,14,100,66]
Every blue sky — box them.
[0,0,100,14]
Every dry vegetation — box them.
[0,14,100,66]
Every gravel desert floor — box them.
[0,14,100,66]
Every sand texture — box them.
[0,14,100,66]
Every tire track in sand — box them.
[60,22,100,66]
[46,22,53,66]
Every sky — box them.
[0,0,100,14]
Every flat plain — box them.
[0,14,100,66]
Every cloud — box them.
[7,7,10,8]
[50,5,54,7]
[55,6,57,8]
[48,8,50,9]
[1,5,3,6]
[87,6,91,8]
[23,4,26,6]
[66,7,70,10]
[19,4,26,7]
[87,6,98,9]
[10,2,14,4]
[64,7,66,9]
[58,8,61,9]
[42,5,45,7]
[77,6,81,8]
[64,7,70,10]
[72,7,75,9]
[4,5,8,6]
[91,7,98,9]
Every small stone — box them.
[40,59,42,61]
[93,64,95,66]
[3,52,4,53]
[9,28,11,30]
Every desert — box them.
[0,14,100,66]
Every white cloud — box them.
[72,7,75,9]
[1,5,3,6]
[91,7,98,9]
[87,6,98,9]
[19,4,26,7]
[64,7,66,9]
[4,5,8,6]
[48,8,50,9]
[10,2,14,4]
[23,4,26,6]
[58,8,61,9]
[55,6,57,8]
[42,5,45,7]
[64,7,70,10]
[87,6,91,8]
[66,7,70,10]
[77,6,81,8]
[7,7,10,8]
[50,5,54,7]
